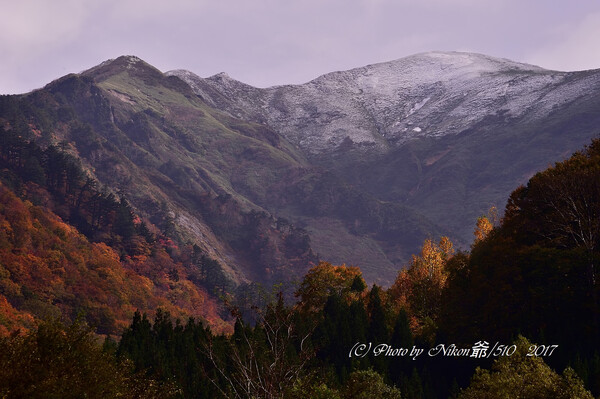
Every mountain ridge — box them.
[167,51,600,244]
[3,52,600,288]
[168,51,600,155]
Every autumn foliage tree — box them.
[473,206,498,244]
[389,237,454,338]
[296,261,366,314]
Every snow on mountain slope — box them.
[168,51,600,155]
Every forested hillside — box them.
[0,125,228,334]
[1,139,598,398]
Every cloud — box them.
[527,12,600,71]
[0,0,91,53]
[1,0,600,94]
[0,0,100,92]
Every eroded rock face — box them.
[168,51,600,156]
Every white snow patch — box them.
[407,97,430,116]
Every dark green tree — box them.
[367,285,388,375]
[0,318,177,398]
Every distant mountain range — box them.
[2,52,599,287]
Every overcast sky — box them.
[2,0,600,94]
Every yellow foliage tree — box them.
[473,206,499,244]
[389,237,454,337]
[296,261,366,314]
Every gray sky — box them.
[2,0,600,94]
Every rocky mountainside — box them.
[169,52,600,154]
[1,56,443,287]
[2,53,599,288]
[170,51,600,243]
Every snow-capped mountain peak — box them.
[170,51,599,154]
